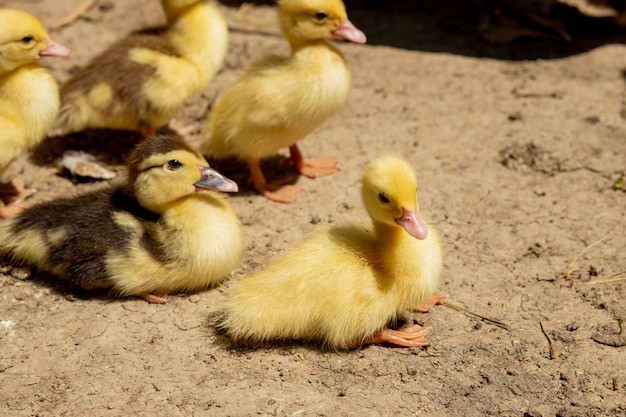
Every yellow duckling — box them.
[201,0,366,203]
[53,0,228,138]
[219,155,444,349]
[0,135,242,303]
[0,8,69,218]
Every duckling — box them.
[53,0,228,138]
[201,0,366,203]
[0,135,242,303]
[0,8,70,218]
[219,155,443,349]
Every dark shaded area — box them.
[221,0,626,60]
[345,0,626,59]
[30,129,144,168]
[207,154,303,198]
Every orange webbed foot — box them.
[412,293,446,313]
[295,156,339,178]
[256,182,304,203]
[138,293,168,304]
[358,324,431,348]
[247,157,304,203]
[286,145,339,178]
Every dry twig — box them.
[558,231,615,279]
[539,320,555,360]
[50,0,97,31]
[586,270,626,285]
[235,3,273,27]
[442,301,510,330]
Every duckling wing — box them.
[55,31,198,133]
[0,189,159,291]
[220,226,392,348]
[204,55,322,158]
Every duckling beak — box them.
[40,39,70,57]
[194,166,238,193]
[332,18,367,44]
[396,208,428,240]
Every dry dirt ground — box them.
[1,0,625,416]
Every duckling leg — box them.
[359,324,430,348]
[412,293,446,313]
[247,157,303,203]
[137,292,168,304]
[139,121,157,138]
[286,145,339,178]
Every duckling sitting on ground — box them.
[219,155,444,349]
[0,8,70,218]
[201,0,366,203]
[0,135,242,303]
[53,0,228,138]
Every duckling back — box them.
[54,0,228,135]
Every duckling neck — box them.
[373,221,409,249]
[164,1,228,83]
[287,37,341,56]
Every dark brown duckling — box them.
[0,135,242,303]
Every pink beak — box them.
[40,39,70,57]
[395,208,428,240]
[332,18,367,44]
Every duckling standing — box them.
[53,0,228,138]
[201,0,366,203]
[0,8,70,218]
[0,135,242,303]
[219,155,443,349]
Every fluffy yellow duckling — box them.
[0,135,242,303]
[53,0,228,138]
[219,155,444,349]
[0,8,69,218]
[201,0,366,203]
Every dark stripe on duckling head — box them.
[126,135,202,185]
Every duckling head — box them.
[126,135,238,213]
[0,9,69,74]
[278,0,366,45]
[361,155,428,240]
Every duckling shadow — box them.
[350,0,626,59]
[205,311,423,352]
[205,311,334,353]
[4,266,117,303]
[207,155,302,198]
[29,129,144,169]
[221,0,626,60]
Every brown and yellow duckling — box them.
[0,135,242,303]
[0,8,69,218]
[219,155,444,349]
[53,0,228,138]
[201,0,366,203]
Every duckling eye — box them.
[21,36,35,44]
[314,11,328,21]
[166,159,183,170]
[378,193,390,204]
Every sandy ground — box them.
[1,0,625,416]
